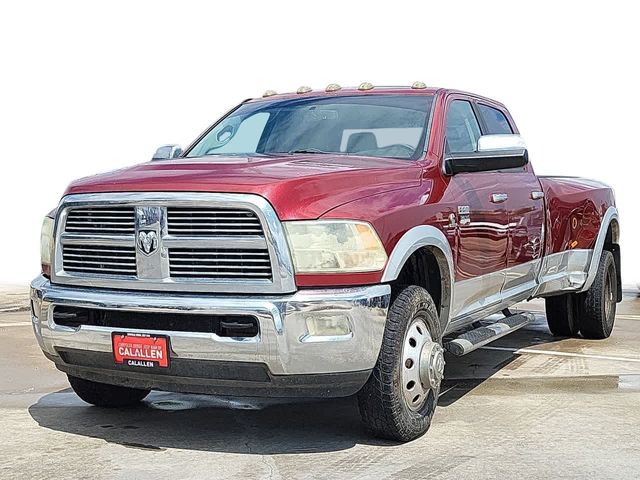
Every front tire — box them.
[68,375,150,407]
[357,286,444,442]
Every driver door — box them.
[443,99,510,322]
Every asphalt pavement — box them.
[1,286,639,479]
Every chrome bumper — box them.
[29,276,390,378]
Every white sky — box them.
[0,0,637,286]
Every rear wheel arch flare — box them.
[581,206,619,293]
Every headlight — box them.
[283,220,387,273]
[40,214,55,277]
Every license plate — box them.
[112,332,169,368]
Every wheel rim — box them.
[604,265,616,325]
[401,317,445,412]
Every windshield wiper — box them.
[287,148,332,154]
[273,148,350,155]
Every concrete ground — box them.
[1,287,639,480]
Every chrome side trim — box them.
[534,249,592,296]
[381,226,454,332]
[450,270,506,322]
[502,257,542,300]
[51,192,296,294]
[30,276,390,375]
[579,206,619,293]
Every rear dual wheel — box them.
[545,250,617,339]
[358,286,444,442]
[578,250,617,339]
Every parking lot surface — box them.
[1,286,639,479]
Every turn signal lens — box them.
[40,215,55,277]
[283,220,387,273]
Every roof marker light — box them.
[411,81,427,89]
[358,82,374,91]
[325,83,342,92]
[297,86,313,94]
[263,90,277,97]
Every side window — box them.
[478,104,513,134]
[445,100,481,153]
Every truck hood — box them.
[64,154,422,220]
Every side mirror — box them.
[444,134,528,175]
[152,144,183,161]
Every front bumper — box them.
[30,276,390,397]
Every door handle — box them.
[531,191,545,200]
[490,193,508,203]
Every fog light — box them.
[305,315,352,338]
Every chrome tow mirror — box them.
[444,134,528,175]
[152,144,183,161]
[477,134,527,152]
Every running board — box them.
[444,313,534,356]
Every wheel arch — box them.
[581,206,621,300]
[381,226,454,333]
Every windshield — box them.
[186,95,434,160]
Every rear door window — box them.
[478,104,513,134]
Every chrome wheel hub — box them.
[401,318,445,411]
[420,341,446,390]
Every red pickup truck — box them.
[32,83,620,441]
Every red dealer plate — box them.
[112,333,169,368]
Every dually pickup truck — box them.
[31,83,621,441]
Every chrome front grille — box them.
[52,192,295,294]
[63,245,137,276]
[65,207,135,234]
[169,248,272,279]
[167,207,263,236]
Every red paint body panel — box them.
[538,176,614,254]
[65,155,421,220]
[61,88,616,288]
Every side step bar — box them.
[445,313,534,356]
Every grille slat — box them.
[167,207,264,237]
[169,248,272,280]
[168,210,254,216]
[168,229,264,234]
[170,258,269,264]
[168,223,261,227]
[169,271,272,277]
[63,253,135,261]
[63,265,137,274]
[63,244,137,276]
[65,207,135,234]
[63,260,137,267]
[67,221,134,225]
[165,250,269,257]
[171,265,271,271]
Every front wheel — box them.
[68,375,150,407]
[357,285,444,442]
